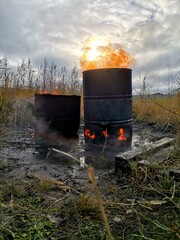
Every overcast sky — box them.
[0,0,180,93]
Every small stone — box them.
[138,160,151,166]
[113,216,123,222]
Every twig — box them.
[47,195,69,210]
[27,172,81,194]
[101,128,108,154]
[101,136,107,154]
[50,148,88,168]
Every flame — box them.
[118,128,127,141]
[39,89,59,95]
[80,37,135,71]
[102,130,108,138]
[84,129,96,139]
[51,89,59,95]
[39,90,48,94]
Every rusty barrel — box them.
[34,94,81,137]
[83,68,132,148]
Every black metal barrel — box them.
[83,68,132,147]
[34,94,81,137]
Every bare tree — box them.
[27,58,36,90]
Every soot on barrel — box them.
[34,94,81,138]
[83,68,132,149]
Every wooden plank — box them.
[115,137,175,174]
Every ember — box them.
[84,129,96,140]
[102,130,108,138]
[118,128,127,141]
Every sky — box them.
[0,0,180,93]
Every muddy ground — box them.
[0,120,179,239]
[0,120,176,180]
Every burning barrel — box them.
[34,94,81,138]
[83,68,132,148]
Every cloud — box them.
[0,0,179,92]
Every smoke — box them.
[9,98,35,127]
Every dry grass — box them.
[0,57,82,127]
[0,161,179,240]
[0,57,179,239]
[133,93,180,126]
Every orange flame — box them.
[51,89,59,95]
[39,90,48,94]
[85,129,96,139]
[39,89,59,95]
[118,128,127,141]
[102,130,108,138]
[80,37,135,71]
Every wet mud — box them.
[0,120,174,182]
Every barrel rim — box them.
[34,93,81,98]
[83,68,132,73]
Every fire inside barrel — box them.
[34,94,81,138]
[80,37,134,149]
[83,68,132,148]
